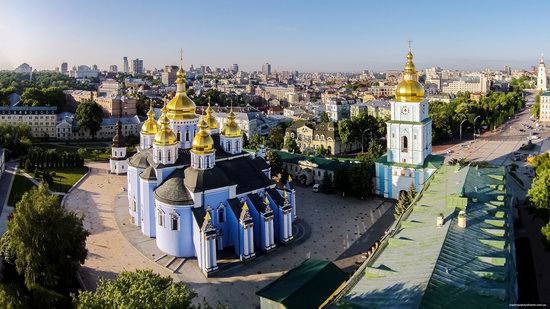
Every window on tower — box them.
[402,136,408,152]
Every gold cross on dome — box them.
[407,40,413,51]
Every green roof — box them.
[375,154,444,169]
[277,151,353,171]
[256,259,347,309]
[386,117,432,125]
[338,166,516,308]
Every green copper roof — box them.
[386,117,432,125]
[256,259,347,309]
[338,166,517,308]
[375,154,444,169]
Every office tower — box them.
[131,58,144,74]
[262,62,271,76]
[109,65,118,73]
[61,62,68,74]
[123,57,129,73]
[232,64,239,74]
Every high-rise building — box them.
[123,57,129,73]
[131,58,144,74]
[109,65,118,73]
[92,64,98,71]
[537,54,547,91]
[231,64,239,74]
[162,65,179,85]
[61,62,68,74]
[14,63,32,73]
[262,62,271,76]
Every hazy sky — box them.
[1,0,549,72]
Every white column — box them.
[209,236,217,270]
[243,226,249,257]
[286,212,292,239]
[269,219,274,246]
[264,219,269,249]
[282,212,289,240]
[249,226,254,255]
[204,234,211,271]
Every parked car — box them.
[312,184,320,193]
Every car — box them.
[447,149,454,154]
[312,184,320,193]
[519,129,525,132]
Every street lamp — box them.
[459,119,467,143]
[473,115,481,141]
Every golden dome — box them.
[141,102,159,135]
[166,66,197,121]
[221,110,241,138]
[191,117,215,154]
[154,104,178,146]
[395,51,425,103]
[204,102,218,129]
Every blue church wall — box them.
[156,165,178,184]
[377,164,385,195]
[245,197,262,251]
[266,195,281,242]
[387,167,393,199]
[155,202,195,257]
[226,203,242,257]
[140,179,157,237]
[203,189,231,249]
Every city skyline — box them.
[1,0,550,72]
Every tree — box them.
[284,136,300,153]
[0,184,89,290]
[320,111,330,123]
[267,125,285,150]
[394,193,408,219]
[75,99,103,140]
[348,162,371,199]
[320,171,333,193]
[266,150,283,176]
[408,182,417,202]
[74,269,199,309]
[532,93,541,119]
[527,169,550,214]
[334,167,350,194]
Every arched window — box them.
[218,206,225,223]
[157,209,164,227]
[227,142,231,152]
[177,132,181,142]
[171,214,179,230]
[236,141,240,151]
[167,150,171,162]
[402,136,408,152]
[206,156,210,168]
[185,130,190,141]
[315,134,319,140]
[158,151,162,161]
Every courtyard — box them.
[64,162,393,308]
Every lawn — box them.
[38,166,89,193]
[7,172,36,207]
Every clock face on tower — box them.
[401,106,409,115]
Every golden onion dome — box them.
[221,110,241,138]
[395,51,425,103]
[154,104,178,146]
[166,66,197,121]
[141,102,159,135]
[191,117,215,154]
[204,102,218,129]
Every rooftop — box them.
[338,165,516,307]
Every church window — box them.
[392,133,395,138]
[403,158,407,163]
[206,156,210,168]
[177,132,181,142]
[227,142,231,152]
[171,215,179,231]
[186,130,190,141]
[167,150,171,162]
[157,209,164,227]
[218,207,225,223]
[236,141,240,151]
[158,151,162,161]
[414,134,417,140]
[315,134,319,140]
[402,136,408,152]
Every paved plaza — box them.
[65,162,394,308]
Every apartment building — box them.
[0,106,57,138]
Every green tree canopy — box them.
[320,111,330,123]
[76,99,103,140]
[74,269,200,309]
[0,184,89,290]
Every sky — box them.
[1,0,549,72]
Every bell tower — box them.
[537,54,547,91]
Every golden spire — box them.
[204,211,211,223]
[221,103,241,138]
[395,46,425,103]
[191,114,215,154]
[153,102,177,146]
[141,100,159,135]
[264,196,270,205]
[166,50,197,121]
[242,202,249,213]
[288,175,293,182]
[204,97,219,130]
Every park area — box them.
[36,142,112,161]
[7,166,88,207]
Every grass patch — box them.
[37,167,89,192]
[7,172,36,207]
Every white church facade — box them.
[375,50,443,199]
[537,54,547,91]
